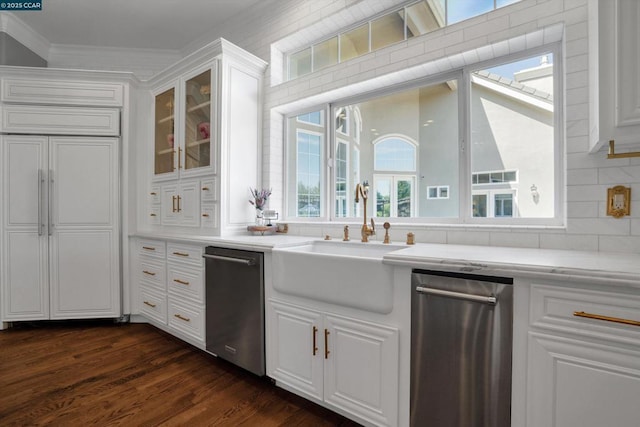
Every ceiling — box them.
[11,0,266,51]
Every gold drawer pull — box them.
[174,279,190,286]
[150,192,157,196]
[202,187,210,191]
[573,311,640,327]
[142,246,156,251]
[142,270,156,276]
[150,213,157,217]
[202,213,210,217]
[172,252,189,257]
[324,329,330,359]
[174,314,190,322]
[143,301,156,308]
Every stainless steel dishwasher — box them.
[203,246,264,376]
[411,269,513,427]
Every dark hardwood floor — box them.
[0,321,361,426]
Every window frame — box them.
[283,43,563,227]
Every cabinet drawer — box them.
[138,239,166,259]
[139,258,165,290]
[148,187,161,205]
[168,298,205,342]
[167,264,203,303]
[167,243,203,266]
[530,283,640,346]
[201,204,218,228]
[200,179,217,202]
[139,286,167,325]
[148,208,161,225]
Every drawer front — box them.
[200,179,217,202]
[138,239,166,259]
[168,298,205,342]
[139,286,167,325]
[167,243,203,266]
[201,204,218,229]
[139,258,165,290]
[167,264,204,303]
[530,283,640,346]
[148,187,161,205]
[148,207,161,225]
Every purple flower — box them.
[249,188,271,210]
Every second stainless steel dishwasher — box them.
[204,246,265,376]
[411,269,513,427]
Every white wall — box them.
[178,0,640,253]
[48,0,639,253]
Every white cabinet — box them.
[590,0,640,151]
[268,299,399,427]
[144,39,267,235]
[524,280,640,427]
[1,135,120,321]
[161,180,200,227]
[135,239,205,347]
[1,105,120,136]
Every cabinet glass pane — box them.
[154,88,175,175]
[184,69,212,171]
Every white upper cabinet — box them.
[1,79,124,107]
[145,39,267,235]
[590,0,640,151]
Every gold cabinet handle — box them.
[142,270,156,276]
[142,246,156,251]
[202,187,209,191]
[143,301,157,308]
[172,149,177,171]
[177,195,182,212]
[172,195,177,212]
[150,213,157,217]
[574,311,640,327]
[150,192,157,196]
[324,329,330,359]
[178,147,182,170]
[174,279,190,285]
[312,326,318,356]
[202,213,209,217]
[174,313,190,322]
[172,252,189,257]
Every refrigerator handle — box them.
[38,169,43,236]
[48,170,54,236]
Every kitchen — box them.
[1,0,639,426]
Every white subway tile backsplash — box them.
[539,233,599,251]
[598,166,640,185]
[598,236,640,254]
[490,232,540,248]
[447,230,491,246]
[567,218,630,236]
[567,168,598,185]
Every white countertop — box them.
[132,232,640,286]
[385,243,640,286]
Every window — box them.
[284,49,560,225]
[285,0,521,81]
[287,111,326,218]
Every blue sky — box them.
[447,0,521,25]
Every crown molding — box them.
[0,12,50,60]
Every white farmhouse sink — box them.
[272,240,404,314]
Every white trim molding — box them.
[0,12,50,61]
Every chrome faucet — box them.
[355,181,375,242]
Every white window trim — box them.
[373,174,417,218]
[293,128,325,219]
[427,185,450,199]
[335,138,350,217]
[472,189,518,218]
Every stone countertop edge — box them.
[383,243,640,287]
[132,232,316,252]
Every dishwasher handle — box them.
[416,286,497,305]
[203,253,255,266]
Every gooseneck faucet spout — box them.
[355,181,375,242]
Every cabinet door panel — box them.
[267,300,323,401]
[527,332,640,427]
[161,184,179,225]
[50,230,119,318]
[2,231,48,320]
[324,314,399,427]
[178,180,200,227]
[51,138,117,227]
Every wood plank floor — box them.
[0,321,361,426]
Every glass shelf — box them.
[154,88,175,176]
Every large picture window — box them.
[284,49,561,225]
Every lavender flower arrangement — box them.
[249,188,272,211]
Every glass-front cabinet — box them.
[153,65,216,180]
